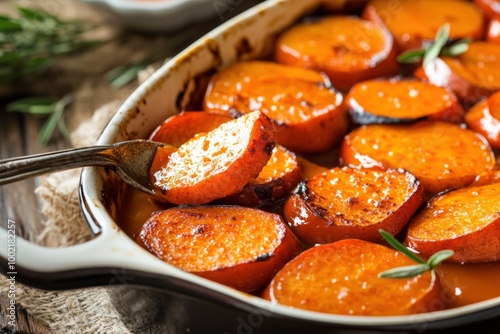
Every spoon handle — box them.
[0,145,114,185]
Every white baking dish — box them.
[1,0,499,332]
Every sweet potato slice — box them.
[150,111,274,205]
[320,0,368,14]
[340,120,496,195]
[474,0,500,20]
[283,167,424,245]
[417,42,500,104]
[136,205,302,292]
[346,78,464,124]
[363,0,484,52]
[406,182,500,263]
[465,92,500,149]
[219,145,302,207]
[262,239,444,315]
[274,16,398,91]
[149,111,232,147]
[203,60,348,153]
[486,18,500,44]
[470,169,500,187]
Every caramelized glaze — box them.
[119,157,500,309]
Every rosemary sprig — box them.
[397,23,471,68]
[0,6,101,82]
[378,229,454,279]
[6,94,73,145]
[106,57,153,89]
[106,27,202,89]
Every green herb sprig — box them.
[378,229,454,279]
[106,27,202,89]
[397,23,471,68]
[6,94,73,145]
[0,6,101,82]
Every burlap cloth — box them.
[0,99,135,333]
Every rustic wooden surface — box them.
[0,0,262,333]
[1,0,499,333]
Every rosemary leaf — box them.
[379,229,426,264]
[18,7,46,21]
[106,63,146,89]
[396,23,471,66]
[8,94,73,145]
[57,117,70,140]
[0,19,22,32]
[39,94,72,145]
[396,49,425,64]
[423,23,450,68]
[38,106,62,145]
[6,96,56,114]
[378,264,430,279]
[441,38,471,57]
[378,230,454,279]
[106,27,200,89]
[427,250,454,268]
[0,6,102,82]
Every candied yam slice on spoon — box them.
[150,111,275,205]
[149,111,232,147]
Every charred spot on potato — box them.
[255,184,274,200]
[256,253,272,261]
[346,197,359,206]
[264,143,275,155]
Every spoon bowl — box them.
[0,139,165,195]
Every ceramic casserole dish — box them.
[1,0,500,332]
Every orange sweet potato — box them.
[363,0,484,52]
[340,120,496,195]
[283,167,424,245]
[262,239,444,315]
[219,145,302,207]
[136,205,302,292]
[149,145,178,183]
[149,111,232,147]
[150,111,274,205]
[203,61,349,153]
[474,0,500,20]
[470,169,500,187]
[416,42,500,104]
[297,157,331,179]
[274,16,398,91]
[346,78,464,124]
[465,91,500,149]
[406,182,500,263]
[486,18,500,44]
[320,0,369,14]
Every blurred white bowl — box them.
[82,0,219,32]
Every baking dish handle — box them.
[0,226,200,292]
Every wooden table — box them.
[1,0,499,333]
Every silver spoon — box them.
[0,140,166,196]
